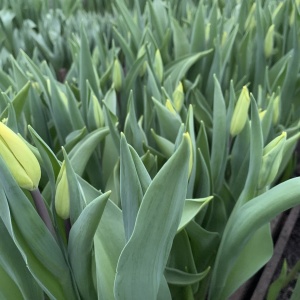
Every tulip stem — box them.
[30,189,57,239]
[65,218,71,241]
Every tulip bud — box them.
[230,86,251,136]
[165,99,177,115]
[221,31,227,47]
[137,45,147,76]
[264,24,275,59]
[205,23,211,43]
[88,94,104,130]
[55,161,70,219]
[153,49,163,83]
[0,122,41,190]
[172,82,184,112]
[272,95,280,125]
[258,132,286,189]
[245,3,256,31]
[289,6,295,26]
[113,58,123,92]
[259,109,267,120]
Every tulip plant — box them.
[0,0,300,299]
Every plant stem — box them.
[65,218,71,241]
[30,188,57,239]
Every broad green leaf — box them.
[151,129,174,158]
[120,134,148,241]
[62,149,85,224]
[190,2,205,53]
[178,197,212,232]
[20,51,50,104]
[0,219,43,299]
[0,81,31,121]
[68,191,110,300]
[210,76,227,192]
[79,27,99,120]
[186,221,219,273]
[172,17,189,58]
[48,79,73,143]
[60,128,87,156]
[0,158,77,300]
[114,133,190,300]
[112,27,135,65]
[152,97,181,142]
[69,127,109,176]
[209,177,300,300]
[28,126,61,193]
[124,55,148,97]
[114,0,142,51]
[165,267,210,285]
[11,56,28,89]
[0,263,24,300]
[236,97,263,206]
[222,224,273,299]
[165,50,213,86]
[94,200,125,300]
[124,92,146,155]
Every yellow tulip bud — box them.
[154,49,163,83]
[258,132,286,189]
[259,109,267,120]
[113,58,123,92]
[264,24,275,59]
[221,31,227,47]
[272,95,280,124]
[88,94,104,130]
[245,3,256,31]
[230,86,251,136]
[165,99,177,115]
[172,82,184,112]
[205,23,211,43]
[0,122,41,190]
[289,6,295,26]
[137,45,147,76]
[55,161,70,219]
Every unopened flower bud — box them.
[172,82,184,112]
[258,132,286,189]
[113,58,123,92]
[245,3,256,31]
[289,6,295,26]
[55,161,70,219]
[154,49,163,83]
[272,95,280,125]
[0,123,41,190]
[88,94,104,130]
[230,86,250,136]
[165,99,177,115]
[264,24,275,59]
[259,109,267,120]
[205,23,211,43]
[137,45,147,76]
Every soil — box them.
[275,215,300,299]
[270,143,300,299]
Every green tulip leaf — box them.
[114,133,190,300]
[0,157,77,300]
[68,191,110,299]
[68,127,109,176]
[178,197,213,232]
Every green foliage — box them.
[0,0,300,299]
